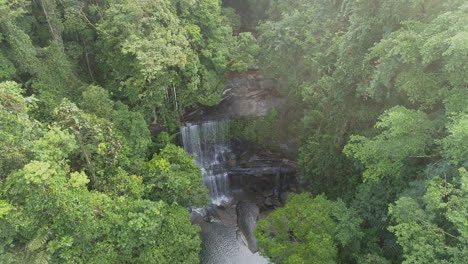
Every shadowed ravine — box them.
[181,120,270,263]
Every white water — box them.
[180,120,232,205]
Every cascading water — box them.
[180,120,232,205]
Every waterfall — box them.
[180,120,232,205]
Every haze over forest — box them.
[0,0,467,263]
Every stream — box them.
[199,220,268,264]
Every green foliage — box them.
[32,41,83,116]
[30,126,77,162]
[229,32,259,72]
[0,19,39,76]
[79,85,114,119]
[0,52,15,81]
[0,81,39,177]
[112,102,153,169]
[357,254,392,264]
[94,0,255,127]
[366,3,468,108]
[229,109,279,149]
[0,0,28,22]
[53,99,128,189]
[97,0,190,81]
[255,1,468,262]
[153,131,171,152]
[332,199,364,247]
[256,193,337,264]
[221,7,241,32]
[388,167,468,263]
[0,160,202,264]
[299,135,361,200]
[2,0,254,130]
[344,106,434,181]
[0,1,256,261]
[2,0,466,262]
[255,193,362,264]
[79,85,152,171]
[144,144,209,207]
[0,1,270,263]
[440,113,468,166]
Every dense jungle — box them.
[0,0,467,263]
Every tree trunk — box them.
[39,0,62,42]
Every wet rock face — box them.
[148,124,167,136]
[226,137,297,210]
[183,71,285,121]
[236,202,260,253]
[181,71,298,206]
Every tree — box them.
[388,168,468,263]
[144,144,209,207]
[255,193,362,264]
[79,85,153,172]
[79,85,114,119]
[53,99,129,191]
[440,113,468,166]
[0,81,39,177]
[0,159,202,263]
[344,106,434,182]
[228,32,259,72]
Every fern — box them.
[27,228,50,251]
[32,250,51,264]
[21,227,51,264]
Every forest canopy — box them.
[251,0,468,263]
[1,0,467,263]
